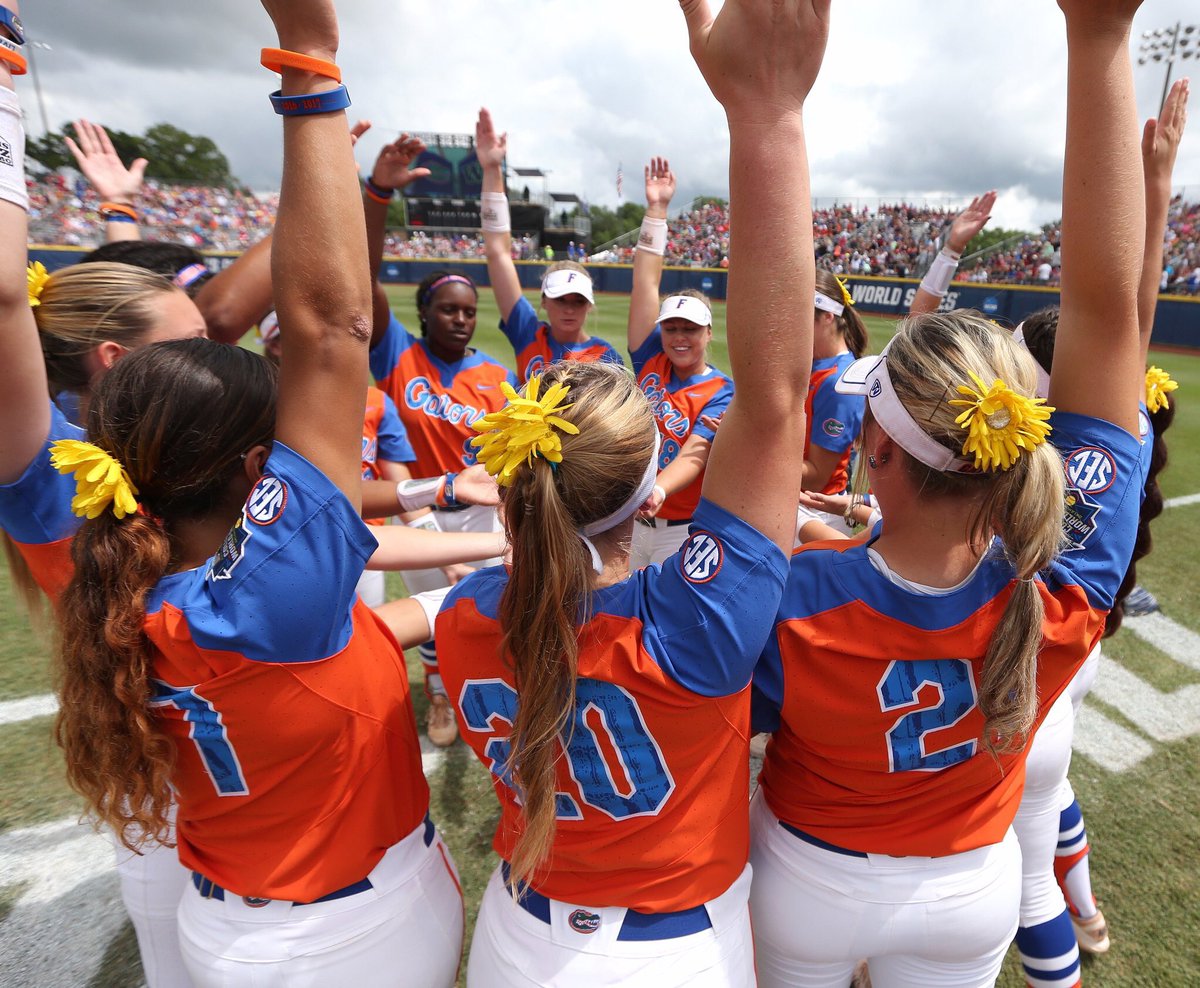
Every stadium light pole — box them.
[1138,23,1198,115]
[24,39,52,136]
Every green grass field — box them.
[1,286,1197,985]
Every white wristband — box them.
[866,508,883,530]
[652,484,666,503]
[396,477,443,513]
[919,248,961,298]
[0,87,28,212]
[480,192,510,233]
[411,585,453,638]
[637,216,668,255]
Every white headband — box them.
[578,432,661,573]
[814,290,845,317]
[658,295,713,328]
[1011,323,1051,400]
[836,340,977,475]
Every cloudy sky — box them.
[18,0,1200,231]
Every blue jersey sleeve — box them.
[376,394,416,463]
[638,498,789,698]
[0,403,84,545]
[1045,412,1145,611]
[691,378,734,444]
[498,296,541,353]
[597,339,627,369]
[182,442,379,663]
[368,311,417,384]
[810,374,863,453]
[628,326,664,376]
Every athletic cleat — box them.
[1123,584,1160,616]
[1071,910,1110,954]
[426,694,459,747]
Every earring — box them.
[868,455,878,469]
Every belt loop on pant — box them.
[499,861,712,941]
[191,814,436,907]
[779,820,868,858]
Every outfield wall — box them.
[29,246,1200,350]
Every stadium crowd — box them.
[22,171,1200,294]
[26,173,277,252]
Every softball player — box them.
[435,2,828,983]
[627,156,733,569]
[49,8,467,982]
[476,108,624,383]
[1,52,205,981]
[749,5,1148,982]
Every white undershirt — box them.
[866,547,987,597]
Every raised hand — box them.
[260,0,338,60]
[946,191,996,254]
[680,0,830,122]
[64,120,146,205]
[371,133,432,190]
[1142,78,1189,188]
[644,157,676,211]
[475,108,507,170]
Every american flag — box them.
[616,162,623,200]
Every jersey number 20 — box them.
[459,678,675,819]
[877,659,978,772]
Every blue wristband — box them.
[0,6,25,45]
[269,85,351,117]
[440,472,460,509]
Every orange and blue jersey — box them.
[804,353,865,494]
[501,296,624,383]
[754,412,1144,858]
[362,385,416,481]
[370,312,516,474]
[436,499,787,911]
[143,442,429,902]
[630,327,734,522]
[0,402,83,603]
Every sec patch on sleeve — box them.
[245,476,288,526]
[1064,447,1116,494]
[681,531,724,584]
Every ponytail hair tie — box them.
[49,440,140,519]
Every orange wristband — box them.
[0,43,26,76]
[99,202,138,221]
[260,47,341,83]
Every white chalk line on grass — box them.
[0,693,57,727]
[1164,491,1200,509]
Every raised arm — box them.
[363,131,430,341]
[628,157,676,352]
[0,1,51,486]
[65,119,147,244]
[909,191,995,316]
[1137,77,1189,360]
[1050,0,1146,431]
[682,0,828,553]
[194,231,274,344]
[263,0,371,508]
[476,108,523,322]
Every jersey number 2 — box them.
[876,659,978,772]
[459,678,674,820]
[150,681,249,796]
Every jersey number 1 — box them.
[459,678,675,820]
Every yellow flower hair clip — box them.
[49,440,140,519]
[835,275,854,309]
[28,262,50,308]
[1144,366,1178,414]
[948,372,1054,472]
[470,374,580,486]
